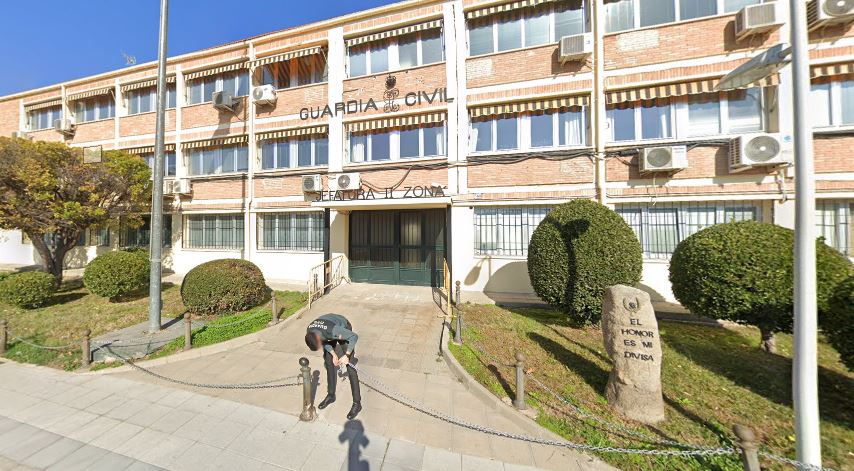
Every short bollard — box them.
[513,352,527,410]
[0,320,7,355]
[453,281,463,345]
[183,314,193,352]
[299,357,317,422]
[81,329,91,368]
[270,295,279,324]
[733,424,761,471]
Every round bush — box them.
[181,259,267,315]
[528,199,643,324]
[821,275,854,371]
[0,271,57,309]
[84,250,150,300]
[669,221,852,351]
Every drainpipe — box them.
[246,42,257,262]
[592,0,607,205]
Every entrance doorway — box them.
[349,209,446,287]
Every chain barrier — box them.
[759,451,836,471]
[104,346,302,390]
[91,310,266,348]
[9,336,78,351]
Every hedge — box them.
[0,271,57,309]
[822,275,854,371]
[83,250,150,300]
[181,259,268,315]
[527,199,643,324]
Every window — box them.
[347,30,444,78]
[260,135,328,170]
[258,212,325,251]
[530,109,586,148]
[640,0,675,27]
[811,78,854,129]
[127,86,176,115]
[89,227,110,247]
[727,88,763,133]
[472,116,520,152]
[687,94,722,136]
[120,215,172,248]
[474,206,552,256]
[723,0,760,13]
[185,214,244,250]
[607,100,672,142]
[469,3,586,55]
[349,124,446,163]
[187,71,249,105]
[188,144,248,176]
[27,106,62,131]
[604,0,634,32]
[472,108,587,152]
[261,53,327,89]
[605,0,752,32]
[816,201,852,256]
[616,202,759,259]
[140,152,177,177]
[74,96,114,123]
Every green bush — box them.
[822,275,854,371]
[0,271,57,308]
[83,250,150,300]
[669,221,852,352]
[181,259,268,315]
[527,199,643,324]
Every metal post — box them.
[298,357,317,422]
[81,329,91,368]
[0,320,7,355]
[513,352,527,410]
[453,281,462,345]
[183,313,192,351]
[147,0,170,334]
[732,425,761,471]
[789,0,820,464]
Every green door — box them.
[349,209,445,287]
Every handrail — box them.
[307,255,347,308]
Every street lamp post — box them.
[148,0,170,333]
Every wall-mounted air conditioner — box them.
[729,133,793,172]
[172,178,192,195]
[808,0,854,30]
[328,173,361,192]
[54,118,76,136]
[212,92,236,112]
[252,85,277,106]
[639,145,688,174]
[162,180,175,194]
[734,2,782,39]
[302,175,322,193]
[559,33,593,64]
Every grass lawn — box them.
[449,304,854,471]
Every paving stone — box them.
[300,446,346,471]
[44,444,109,471]
[65,415,121,443]
[383,439,426,469]
[421,447,462,471]
[3,429,63,462]
[149,409,197,434]
[462,454,505,471]
[89,421,143,450]
[86,451,136,471]
[135,434,194,469]
[20,437,84,469]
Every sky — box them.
[0,0,399,97]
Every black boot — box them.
[318,395,336,410]
[347,402,362,420]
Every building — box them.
[0,0,852,305]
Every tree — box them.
[0,138,151,282]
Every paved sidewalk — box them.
[106,283,613,471]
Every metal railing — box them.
[308,255,347,308]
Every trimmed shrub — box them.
[822,275,854,371]
[0,271,57,308]
[527,199,643,324]
[669,221,852,352]
[181,259,268,315]
[84,250,150,300]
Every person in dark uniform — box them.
[305,314,362,419]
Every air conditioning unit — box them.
[808,0,854,30]
[735,2,782,39]
[252,85,277,106]
[162,180,175,193]
[559,33,593,64]
[639,145,688,174]
[328,173,361,192]
[302,175,322,193]
[172,178,192,195]
[729,133,793,171]
[212,91,236,112]
[11,131,31,140]
[53,118,76,136]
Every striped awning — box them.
[345,112,446,133]
[257,125,328,141]
[465,0,560,20]
[67,87,112,102]
[185,61,249,81]
[23,98,62,112]
[249,46,323,68]
[120,76,177,93]
[122,143,176,154]
[345,20,443,47]
[606,74,779,104]
[181,135,249,149]
[469,95,588,118]
[811,61,854,79]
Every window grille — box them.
[474,206,552,256]
[120,215,172,248]
[816,200,852,256]
[258,212,325,252]
[184,214,244,250]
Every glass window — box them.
[371,131,391,161]
[142,152,177,177]
[810,82,832,128]
[474,206,552,256]
[680,0,717,20]
[277,141,290,168]
[259,212,325,251]
[421,30,444,64]
[728,88,763,133]
[203,78,216,103]
[398,35,418,69]
[190,81,203,104]
[469,21,494,55]
[524,9,550,47]
[559,109,585,145]
[555,1,585,38]
[28,107,62,131]
[816,201,851,255]
[350,134,367,162]
[120,215,172,248]
[370,46,389,74]
[184,214,244,250]
[75,96,114,123]
[315,138,328,166]
[640,0,675,27]
[640,101,672,139]
[530,112,554,147]
[496,116,519,150]
[473,120,493,152]
[604,0,634,32]
[423,125,445,156]
[608,107,636,141]
[688,94,722,136]
[190,144,248,175]
[297,138,312,167]
[841,80,854,125]
[349,47,368,77]
[497,15,522,52]
[724,0,761,13]
[400,128,420,158]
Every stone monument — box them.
[602,285,665,424]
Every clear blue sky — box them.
[0,0,398,96]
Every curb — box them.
[81,303,311,376]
